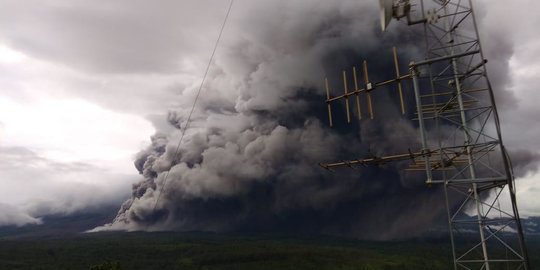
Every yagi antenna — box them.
[379,0,394,31]
[323,47,408,125]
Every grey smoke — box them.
[508,149,540,178]
[0,146,131,226]
[94,0,540,239]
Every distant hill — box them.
[523,216,540,235]
[0,206,118,239]
[1,207,539,240]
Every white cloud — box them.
[0,203,42,227]
[0,145,140,225]
[0,44,26,64]
[0,91,154,225]
[515,172,540,217]
[0,97,153,164]
[483,172,540,219]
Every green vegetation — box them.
[0,232,537,270]
[89,261,122,270]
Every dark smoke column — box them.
[93,1,538,248]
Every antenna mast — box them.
[321,1,529,269]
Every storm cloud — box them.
[93,0,540,239]
[0,0,538,237]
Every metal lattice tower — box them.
[320,1,530,269]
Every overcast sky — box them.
[0,0,539,227]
